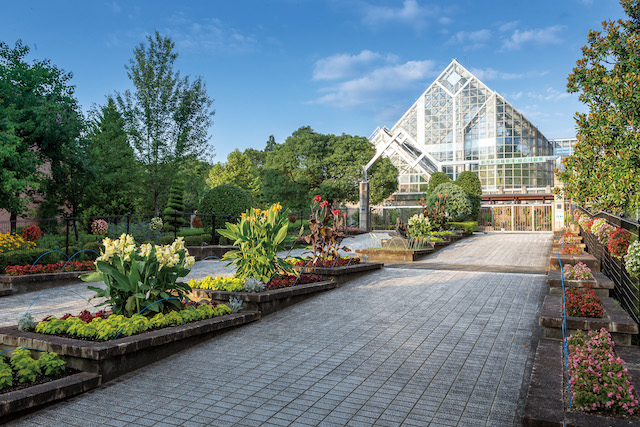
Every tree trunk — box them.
[10,212,17,234]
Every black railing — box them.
[576,206,640,328]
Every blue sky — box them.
[0,0,626,162]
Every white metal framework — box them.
[367,59,556,194]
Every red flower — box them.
[435,201,439,206]
[314,195,322,202]
[320,200,329,208]
[342,212,347,218]
[332,209,340,216]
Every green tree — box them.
[558,0,640,214]
[206,149,261,199]
[0,40,83,225]
[369,158,399,205]
[162,180,186,231]
[80,97,142,216]
[263,126,397,207]
[426,183,472,221]
[455,171,482,220]
[178,157,211,212]
[117,31,215,213]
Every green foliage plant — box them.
[447,221,478,233]
[558,0,640,214]
[9,347,40,383]
[81,234,196,316]
[426,183,472,222]
[406,214,433,238]
[37,351,66,376]
[455,171,482,220]
[0,356,13,390]
[162,181,187,231]
[218,203,298,283]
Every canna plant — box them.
[303,196,350,263]
[218,203,298,283]
[81,234,195,316]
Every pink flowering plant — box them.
[577,213,593,231]
[91,219,109,235]
[563,262,594,281]
[567,328,639,415]
[560,234,581,245]
[591,219,615,246]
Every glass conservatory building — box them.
[366,60,556,194]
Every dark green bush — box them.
[177,228,205,237]
[447,221,478,233]
[426,183,472,222]
[0,248,73,271]
[455,171,482,220]
[184,235,203,246]
[81,241,102,259]
[159,235,175,246]
[428,172,451,194]
[201,234,213,244]
[199,184,251,227]
[219,236,231,245]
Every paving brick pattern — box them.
[8,266,547,426]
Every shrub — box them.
[406,214,432,238]
[201,234,213,244]
[162,181,187,231]
[191,216,203,228]
[427,171,450,194]
[199,184,252,227]
[455,171,482,220]
[177,228,205,237]
[184,235,203,246]
[21,225,43,242]
[82,241,102,258]
[159,235,174,246]
[0,248,68,271]
[425,183,472,222]
[447,221,478,233]
[607,227,631,258]
[91,219,108,235]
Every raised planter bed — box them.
[546,269,614,298]
[522,338,640,426]
[185,245,238,261]
[0,311,259,383]
[294,262,383,283]
[0,282,12,297]
[1,372,100,419]
[551,242,586,250]
[549,251,601,272]
[539,294,638,345]
[186,280,337,316]
[0,271,91,295]
[356,248,432,263]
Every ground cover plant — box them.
[189,273,323,292]
[287,256,360,268]
[34,302,231,341]
[5,260,96,276]
[563,262,594,281]
[188,276,244,292]
[0,347,67,394]
[568,328,639,415]
[565,285,604,318]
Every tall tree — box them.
[558,0,640,214]
[0,40,83,224]
[80,97,142,216]
[262,126,398,207]
[117,31,215,213]
[206,149,261,199]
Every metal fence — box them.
[576,206,640,328]
[370,206,424,230]
[477,204,554,232]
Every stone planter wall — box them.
[546,270,614,298]
[294,262,383,283]
[0,312,259,383]
[539,294,638,345]
[549,251,601,272]
[0,270,92,296]
[355,249,432,263]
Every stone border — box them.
[356,249,433,262]
[547,270,614,298]
[185,245,238,261]
[549,251,600,272]
[0,311,260,382]
[1,372,101,419]
[522,338,640,426]
[0,271,93,296]
[294,262,383,282]
[187,280,337,316]
[539,295,638,345]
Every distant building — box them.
[551,138,578,158]
[366,59,557,196]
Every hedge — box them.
[447,221,478,233]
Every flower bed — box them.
[565,286,604,318]
[287,257,360,268]
[34,303,232,341]
[568,328,639,415]
[4,261,96,276]
[564,262,594,281]
[549,251,601,272]
[546,269,614,298]
[1,347,68,394]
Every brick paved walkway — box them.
[5,233,550,426]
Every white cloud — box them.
[313,50,398,81]
[165,15,259,53]
[502,25,564,50]
[470,67,548,81]
[450,29,492,49]
[526,87,572,102]
[361,0,443,33]
[498,21,519,33]
[312,57,437,108]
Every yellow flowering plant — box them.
[218,203,299,283]
[81,234,196,316]
[0,233,36,253]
